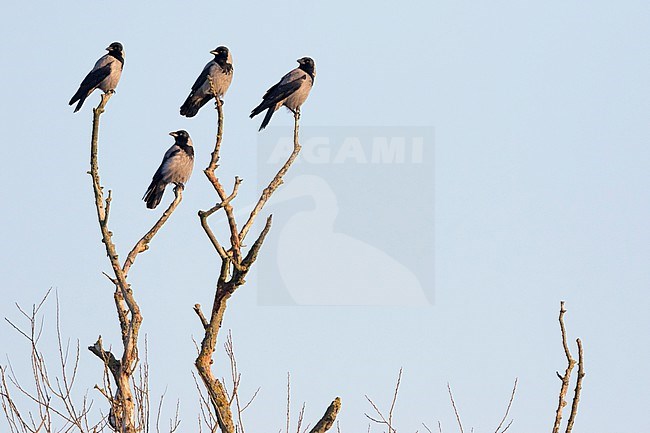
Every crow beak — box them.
[169,131,178,137]
[106,46,111,51]
[210,50,219,55]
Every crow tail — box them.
[180,94,212,118]
[258,107,275,131]
[143,182,166,209]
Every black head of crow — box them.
[297,57,315,77]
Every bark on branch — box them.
[239,111,302,243]
[309,397,341,433]
[194,93,316,433]
[552,301,585,433]
[88,92,184,433]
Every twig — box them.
[296,402,306,433]
[364,397,395,433]
[552,301,576,433]
[239,110,301,243]
[494,378,517,433]
[286,373,291,433]
[123,185,184,274]
[388,368,402,429]
[194,304,209,330]
[447,383,464,433]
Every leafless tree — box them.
[366,303,583,433]
[552,301,585,433]
[1,67,586,433]
[86,93,187,433]
[191,81,341,433]
[0,291,105,433]
[3,70,341,432]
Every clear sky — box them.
[1,1,649,432]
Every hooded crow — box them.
[143,130,194,209]
[69,42,124,112]
[250,57,315,131]
[180,46,233,117]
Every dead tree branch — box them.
[309,398,341,433]
[447,383,464,433]
[553,301,585,433]
[565,338,584,433]
[239,111,302,243]
[552,301,585,433]
[0,292,104,433]
[193,82,336,433]
[364,369,402,433]
[123,186,184,275]
[493,378,517,433]
[88,92,184,432]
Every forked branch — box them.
[194,88,339,432]
[552,302,585,433]
[88,92,185,433]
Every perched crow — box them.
[250,57,315,131]
[143,130,195,209]
[69,42,124,112]
[180,46,233,117]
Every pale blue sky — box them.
[1,1,649,432]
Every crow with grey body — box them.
[250,57,315,131]
[180,46,233,117]
[69,42,124,112]
[143,130,194,209]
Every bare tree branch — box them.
[565,339,585,433]
[194,82,316,433]
[286,373,291,433]
[123,186,184,275]
[88,91,183,433]
[239,111,302,243]
[1,293,104,433]
[193,305,209,330]
[552,301,576,433]
[447,383,464,433]
[388,368,402,430]
[308,398,341,433]
[494,378,517,433]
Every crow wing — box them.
[262,70,306,104]
[251,72,306,116]
[190,62,214,92]
[78,65,111,93]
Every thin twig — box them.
[123,186,184,274]
[447,383,464,433]
[494,378,517,433]
[239,110,301,242]
[388,368,402,429]
[286,373,291,433]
